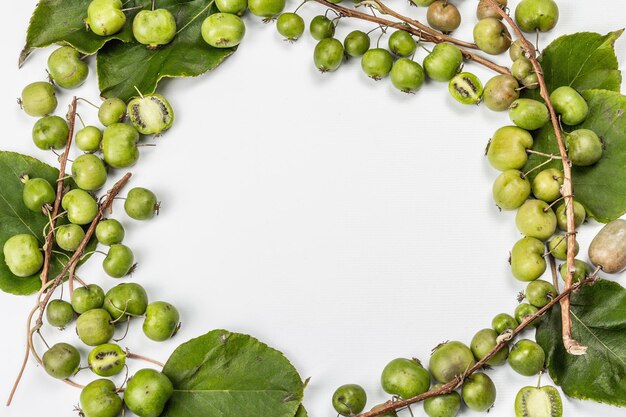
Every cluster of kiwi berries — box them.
[303,1,600,416]
[331,308,559,417]
[14,37,173,282]
[6,23,186,417]
[269,0,555,100]
[83,0,250,50]
[43,281,180,417]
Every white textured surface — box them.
[0,1,624,416]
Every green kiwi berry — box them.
[32,115,69,150]
[88,343,127,377]
[20,82,57,117]
[46,299,75,328]
[143,301,181,341]
[76,126,103,153]
[124,369,174,417]
[449,72,483,105]
[132,9,177,48]
[3,234,44,277]
[22,177,55,212]
[76,308,115,346]
[72,284,106,314]
[127,93,174,135]
[95,219,125,246]
[202,12,246,48]
[103,244,135,278]
[124,187,159,220]
[98,98,127,126]
[71,154,108,191]
[104,283,148,321]
[47,46,89,89]
[42,342,81,379]
[55,224,86,252]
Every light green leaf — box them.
[295,405,308,417]
[536,280,626,406]
[97,0,235,101]
[20,0,141,66]
[523,30,623,100]
[523,90,626,223]
[0,151,96,295]
[162,329,305,417]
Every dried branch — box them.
[483,0,585,355]
[35,173,132,328]
[40,96,78,287]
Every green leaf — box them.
[20,0,141,66]
[523,90,626,223]
[97,0,235,101]
[162,329,305,417]
[536,280,626,407]
[294,405,308,417]
[0,151,96,295]
[523,30,623,100]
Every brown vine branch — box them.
[7,173,132,406]
[483,0,585,356]
[35,172,132,328]
[40,96,78,287]
[362,0,478,49]
[5,304,39,406]
[68,262,78,298]
[310,0,510,75]
[356,277,596,417]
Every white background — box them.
[0,1,625,416]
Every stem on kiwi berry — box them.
[355,276,597,417]
[127,351,165,368]
[526,149,561,159]
[310,0,511,75]
[68,262,78,298]
[482,0,586,356]
[39,96,78,288]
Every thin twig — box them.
[40,96,78,287]
[310,0,510,75]
[484,0,585,355]
[356,277,596,417]
[68,262,77,298]
[127,352,165,368]
[35,173,132,328]
[5,305,39,406]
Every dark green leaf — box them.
[162,329,305,417]
[523,30,623,100]
[536,280,626,406]
[523,90,626,223]
[0,151,96,295]
[21,0,141,66]
[97,0,235,101]
[295,405,308,417]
